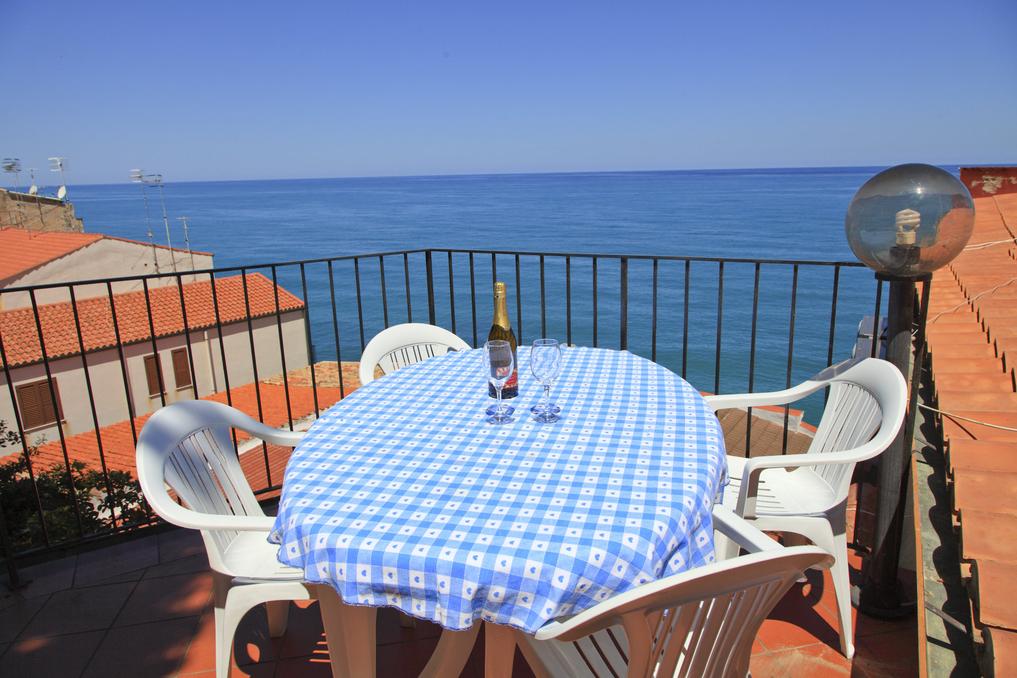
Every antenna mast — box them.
[177,216,196,271]
[49,157,70,229]
[130,168,160,273]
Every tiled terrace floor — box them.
[0,523,917,677]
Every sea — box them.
[65,166,949,422]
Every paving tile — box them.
[16,553,77,598]
[157,527,206,564]
[271,600,327,660]
[143,552,210,579]
[22,581,134,638]
[82,615,200,678]
[953,470,1017,514]
[755,584,842,654]
[0,592,48,643]
[73,535,160,586]
[854,627,919,676]
[749,642,850,677]
[0,629,105,676]
[114,571,212,627]
[179,605,280,674]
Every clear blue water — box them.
[67,167,949,422]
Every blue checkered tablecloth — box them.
[270,346,726,633]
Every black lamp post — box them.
[845,164,975,616]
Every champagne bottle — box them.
[488,281,518,398]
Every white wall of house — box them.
[0,310,309,448]
[1,239,214,309]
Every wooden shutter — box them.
[16,378,61,429]
[172,348,192,388]
[144,354,163,396]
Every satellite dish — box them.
[29,185,38,195]
[57,185,67,200]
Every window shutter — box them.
[16,379,61,429]
[172,349,192,388]
[145,354,163,396]
[16,382,43,429]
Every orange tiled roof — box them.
[0,228,212,284]
[12,380,342,481]
[0,273,305,368]
[924,186,1017,675]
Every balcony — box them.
[0,246,935,675]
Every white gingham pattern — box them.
[270,346,726,633]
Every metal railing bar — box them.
[270,265,294,431]
[27,288,85,537]
[620,257,629,350]
[434,247,863,267]
[515,255,523,342]
[566,256,573,347]
[141,279,168,408]
[540,255,547,339]
[403,253,413,323]
[207,272,239,452]
[592,257,599,348]
[379,255,390,329]
[67,285,119,527]
[714,261,724,395]
[468,252,477,345]
[825,265,841,406]
[781,264,800,454]
[681,260,691,379]
[425,251,436,326]
[239,270,271,487]
[104,282,140,446]
[870,279,884,359]
[447,251,457,335]
[0,322,50,546]
[326,260,346,400]
[491,253,497,289]
[651,259,658,363]
[353,258,366,350]
[299,263,320,418]
[174,275,200,399]
[746,262,761,458]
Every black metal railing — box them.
[0,247,886,583]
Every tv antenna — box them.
[177,216,196,270]
[130,168,161,273]
[49,157,67,200]
[28,168,39,195]
[3,158,26,228]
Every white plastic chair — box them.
[136,400,314,678]
[703,357,907,659]
[513,506,833,678]
[358,322,471,386]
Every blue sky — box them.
[2,0,1016,184]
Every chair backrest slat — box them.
[809,380,883,493]
[359,323,471,386]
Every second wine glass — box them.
[484,340,515,424]
[529,338,562,423]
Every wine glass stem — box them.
[496,385,504,417]
[543,384,551,411]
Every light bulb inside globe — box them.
[845,164,976,278]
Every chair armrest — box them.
[236,420,305,448]
[152,498,279,532]
[704,381,823,413]
[711,505,781,553]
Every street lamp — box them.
[845,163,974,616]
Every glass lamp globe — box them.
[845,164,975,278]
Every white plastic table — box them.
[271,346,727,677]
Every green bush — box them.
[0,420,149,552]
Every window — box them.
[16,378,62,430]
[144,354,164,397]
[171,348,192,389]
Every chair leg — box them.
[828,529,856,659]
[266,600,290,638]
[212,574,233,678]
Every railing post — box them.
[0,497,24,589]
[619,257,628,350]
[425,250,436,325]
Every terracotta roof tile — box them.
[0,273,304,368]
[0,228,211,283]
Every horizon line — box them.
[3,161,1014,189]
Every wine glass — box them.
[484,340,515,424]
[529,338,562,423]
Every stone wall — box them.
[0,189,83,232]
